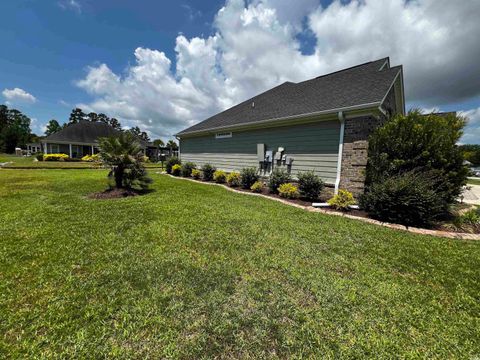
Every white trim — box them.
[334,111,345,194]
[379,68,405,115]
[215,132,232,139]
[177,101,381,137]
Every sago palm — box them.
[99,132,152,190]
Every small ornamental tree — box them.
[99,132,152,191]
[363,110,469,219]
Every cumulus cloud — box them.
[2,87,37,105]
[460,107,480,144]
[76,0,480,139]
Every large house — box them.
[177,57,404,195]
[41,120,122,158]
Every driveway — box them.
[463,184,480,205]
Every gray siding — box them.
[180,120,340,184]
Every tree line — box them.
[0,105,34,153]
[459,144,480,166]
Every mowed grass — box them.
[0,153,163,169]
[0,169,479,358]
[468,178,480,185]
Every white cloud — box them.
[2,87,37,104]
[76,0,480,139]
[459,107,480,144]
[58,0,81,13]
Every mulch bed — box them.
[88,188,140,200]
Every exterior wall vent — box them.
[215,132,232,139]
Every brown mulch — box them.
[88,188,140,200]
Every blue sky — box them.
[1,0,479,143]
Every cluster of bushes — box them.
[360,110,469,227]
[43,153,70,161]
[448,207,480,233]
[167,158,331,201]
[81,154,101,162]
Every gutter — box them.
[334,111,345,194]
[176,101,381,137]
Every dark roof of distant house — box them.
[178,57,402,136]
[42,121,121,143]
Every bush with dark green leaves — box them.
[360,170,446,227]
[201,163,216,181]
[165,157,181,174]
[297,171,324,200]
[268,168,291,193]
[366,110,468,212]
[240,167,259,189]
[181,162,196,177]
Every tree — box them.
[460,144,480,165]
[109,117,122,130]
[0,105,32,153]
[99,132,152,190]
[87,112,98,122]
[97,113,109,124]
[152,139,164,147]
[364,110,469,214]
[69,108,86,124]
[127,126,150,142]
[45,119,63,136]
[166,139,178,150]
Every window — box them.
[215,132,232,139]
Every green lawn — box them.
[468,178,480,186]
[0,153,163,169]
[1,169,479,358]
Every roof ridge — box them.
[307,57,389,82]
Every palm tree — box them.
[99,132,152,190]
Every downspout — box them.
[334,111,345,194]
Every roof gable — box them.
[178,57,402,136]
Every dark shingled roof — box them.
[42,121,121,143]
[178,58,402,136]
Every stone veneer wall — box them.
[339,115,386,197]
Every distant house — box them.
[41,121,123,158]
[26,142,42,154]
[177,57,405,195]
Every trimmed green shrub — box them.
[360,171,446,227]
[250,181,263,193]
[171,164,182,176]
[44,153,69,161]
[240,167,259,189]
[297,171,324,200]
[201,163,216,181]
[328,189,355,211]
[227,172,241,187]
[268,168,291,193]
[366,110,468,212]
[181,162,196,177]
[213,170,226,183]
[191,169,201,179]
[35,153,43,161]
[278,183,299,199]
[166,157,181,174]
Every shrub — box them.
[81,154,101,162]
[35,153,43,161]
[227,171,241,187]
[99,132,152,190]
[201,163,216,181]
[328,189,355,211]
[171,164,182,176]
[450,208,480,233]
[213,170,226,183]
[191,169,201,179]
[297,171,324,200]
[44,153,69,161]
[250,181,264,193]
[166,157,181,174]
[181,162,196,177]
[278,183,299,199]
[240,167,259,189]
[268,168,291,193]
[366,110,468,212]
[359,171,446,227]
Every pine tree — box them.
[69,108,86,124]
[45,119,63,136]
